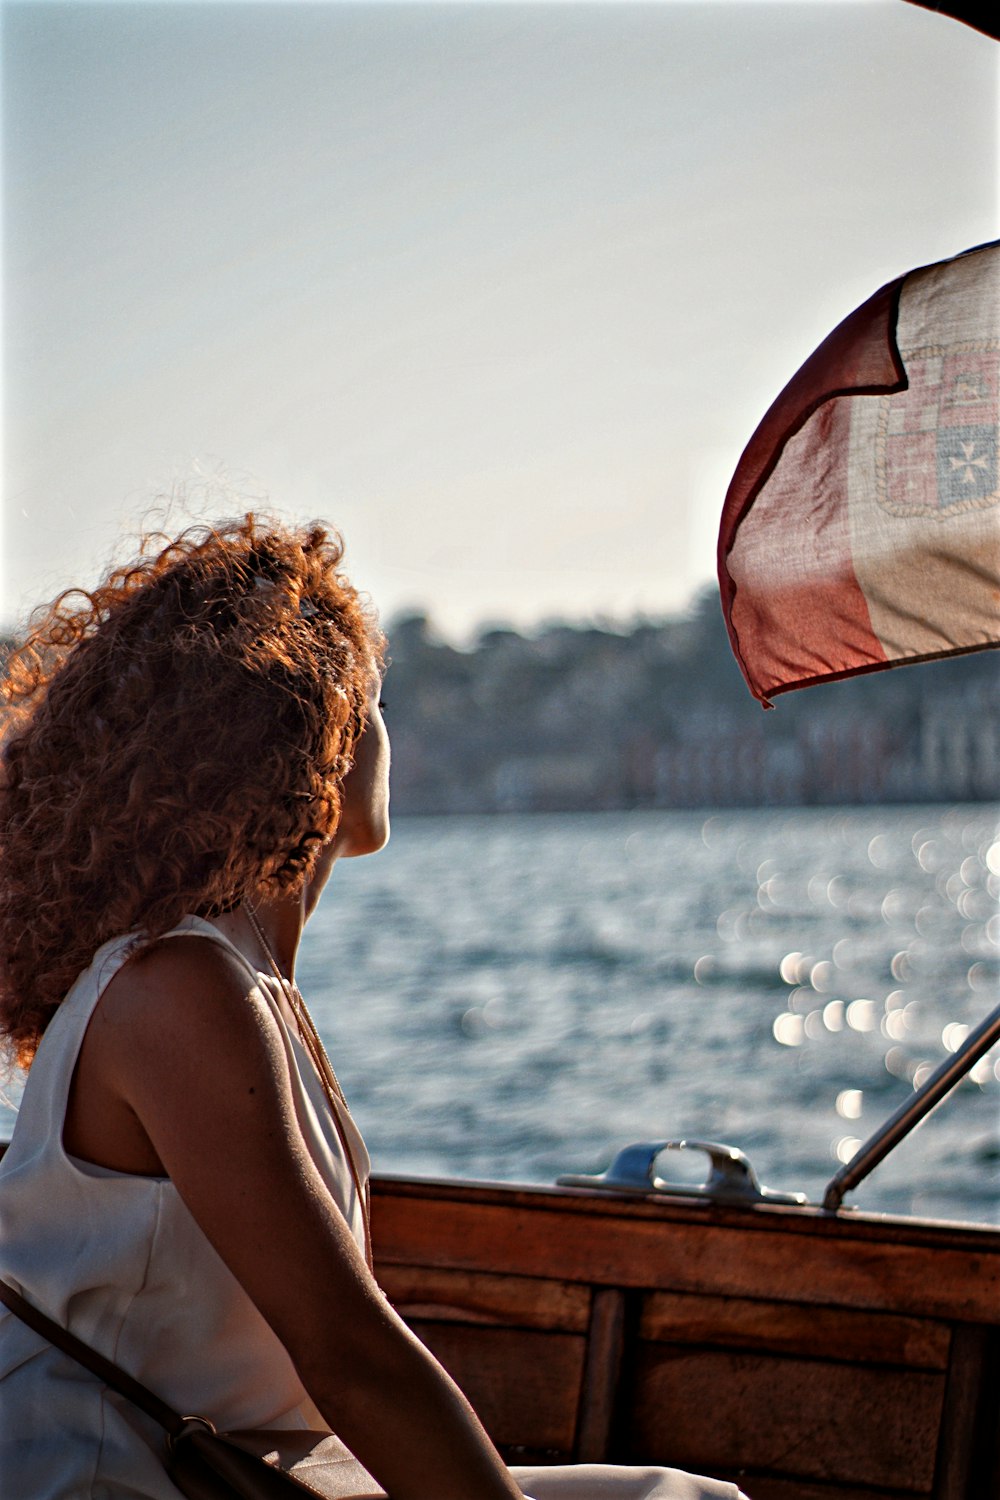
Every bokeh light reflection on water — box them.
[1,803,995,1224]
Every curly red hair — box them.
[0,515,383,1069]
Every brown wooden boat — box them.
[371,1166,999,1500]
[369,995,1000,1498]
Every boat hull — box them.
[371,1175,1000,1500]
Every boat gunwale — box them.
[372,1171,1000,1247]
[370,1174,1000,1329]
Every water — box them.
[296,804,1000,1225]
[3,805,998,1224]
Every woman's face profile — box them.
[333,686,390,860]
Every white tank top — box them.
[0,916,370,1499]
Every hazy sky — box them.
[3,0,997,638]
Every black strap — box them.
[0,1277,185,1436]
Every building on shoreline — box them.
[4,611,997,815]
[379,604,1000,815]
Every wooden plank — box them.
[933,1326,989,1500]
[627,1346,944,1492]
[407,1320,584,1455]
[966,1328,1000,1500]
[371,1188,1000,1326]
[372,1177,1000,1256]
[379,1264,589,1332]
[640,1289,951,1369]
[574,1288,628,1462]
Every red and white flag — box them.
[718,241,999,705]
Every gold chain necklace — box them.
[243,904,373,1269]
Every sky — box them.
[2,0,997,641]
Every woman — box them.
[0,516,747,1500]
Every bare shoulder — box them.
[67,931,292,1177]
[103,929,251,999]
[92,931,290,1114]
[97,932,266,1039]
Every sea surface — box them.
[4,805,998,1224]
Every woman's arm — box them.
[93,937,523,1500]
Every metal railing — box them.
[822,999,1000,1211]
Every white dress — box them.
[0,918,747,1500]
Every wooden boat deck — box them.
[371,1175,1000,1500]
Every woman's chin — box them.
[339,815,390,859]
